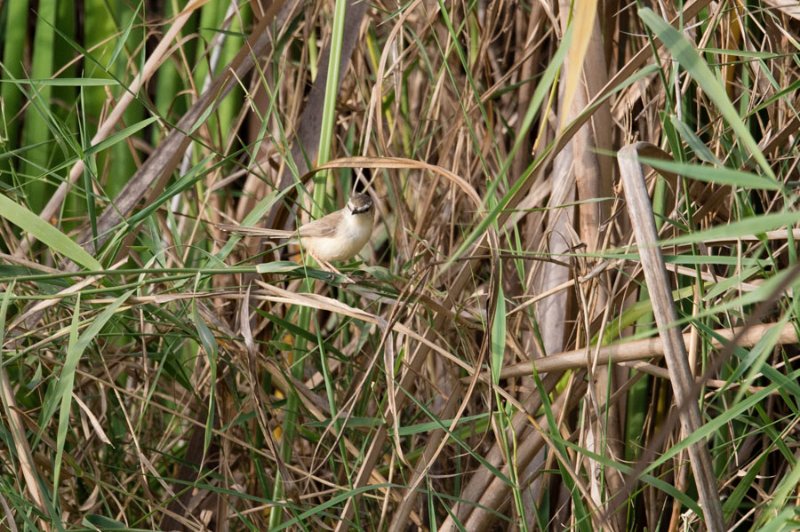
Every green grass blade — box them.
[637,155,783,191]
[0,78,119,87]
[84,116,159,157]
[192,297,218,457]
[662,210,800,247]
[0,193,102,270]
[490,281,506,386]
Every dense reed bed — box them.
[1,0,799,529]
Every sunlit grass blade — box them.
[662,210,800,246]
[490,281,506,386]
[0,193,102,270]
[84,116,159,157]
[637,155,782,191]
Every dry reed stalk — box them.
[618,142,725,531]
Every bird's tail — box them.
[217,224,295,239]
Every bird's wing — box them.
[217,224,295,238]
[297,212,341,239]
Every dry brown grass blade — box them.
[0,492,19,532]
[762,0,800,20]
[0,369,50,531]
[491,321,797,379]
[0,252,60,274]
[535,143,575,357]
[617,142,725,532]
[319,156,484,214]
[559,0,598,132]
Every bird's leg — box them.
[307,251,352,282]
[319,259,341,275]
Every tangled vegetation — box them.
[1,0,800,530]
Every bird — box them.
[221,193,375,271]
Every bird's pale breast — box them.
[301,212,372,261]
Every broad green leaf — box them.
[0,193,102,270]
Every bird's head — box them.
[347,193,374,216]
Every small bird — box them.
[222,193,375,270]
